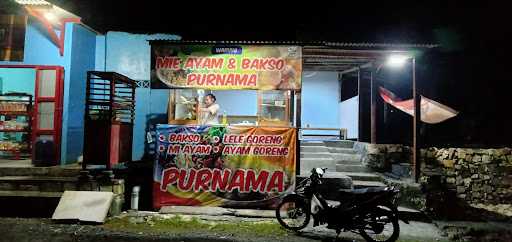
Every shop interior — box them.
[0,67,35,164]
[0,66,62,165]
[168,89,294,127]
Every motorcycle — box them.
[276,167,408,242]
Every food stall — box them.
[150,42,302,208]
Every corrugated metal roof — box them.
[13,0,87,30]
[14,0,51,6]
[149,39,435,73]
[148,40,438,49]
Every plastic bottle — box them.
[222,110,228,125]
[131,186,140,211]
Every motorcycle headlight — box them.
[315,167,324,177]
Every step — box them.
[332,153,361,162]
[300,152,332,158]
[298,172,353,200]
[296,172,353,189]
[338,172,383,182]
[0,190,63,197]
[300,146,329,153]
[323,140,354,148]
[0,176,81,192]
[299,141,325,146]
[335,159,362,165]
[336,164,369,173]
[327,147,358,154]
[0,167,81,177]
[0,176,78,182]
[300,158,336,175]
[352,180,387,188]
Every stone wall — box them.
[354,142,411,177]
[421,147,512,204]
[354,142,512,207]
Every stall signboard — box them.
[150,45,302,90]
[153,124,296,208]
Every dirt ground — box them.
[0,215,452,242]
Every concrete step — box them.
[300,152,332,158]
[0,167,81,177]
[338,172,383,182]
[332,153,361,162]
[300,158,336,176]
[300,146,329,153]
[0,176,84,192]
[296,172,353,188]
[327,147,358,154]
[322,172,353,189]
[299,141,325,146]
[335,159,362,165]
[352,180,387,188]
[298,172,353,200]
[323,140,354,148]
[336,164,369,173]
[0,190,63,197]
[0,176,78,182]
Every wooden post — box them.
[295,90,301,175]
[412,58,420,182]
[370,69,377,144]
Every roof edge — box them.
[148,40,438,49]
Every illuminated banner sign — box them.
[153,125,296,208]
[150,44,302,90]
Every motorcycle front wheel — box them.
[275,196,310,231]
[359,205,400,242]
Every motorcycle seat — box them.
[338,186,389,195]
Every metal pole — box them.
[370,69,377,144]
[412,58,420,182]
[357,68,362,142]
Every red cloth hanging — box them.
[379,87,458,124]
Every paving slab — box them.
[52,191,114,223]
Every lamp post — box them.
[412,57,419,182]
[386,54,420,182]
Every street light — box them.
[386,54,409,68]
[382,54,420,181]
[43,12,57,22]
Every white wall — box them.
[339,95,359,139]
[212,90,257,116]
[301,71,340,129]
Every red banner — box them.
[153,125,296,209]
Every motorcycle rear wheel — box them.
[275,197,310,231]
[359,205,400,242]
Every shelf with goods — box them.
[257,90,291,127]
[168,89,200,125]
[0,93,33,159]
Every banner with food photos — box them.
[153,124,296,209]
[150,44,302,90]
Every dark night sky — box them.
[34,1,512,145]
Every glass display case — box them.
[0,93,32,159]
[168,89,201,124]
[257,90,291,127]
